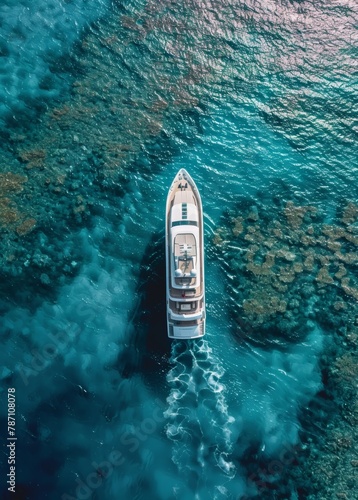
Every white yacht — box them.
[165,169,205,339]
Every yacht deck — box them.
[166,173,204,301]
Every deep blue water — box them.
[0,0,357,499]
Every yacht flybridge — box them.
[166,169,205,339]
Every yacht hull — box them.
[165,169,205,339]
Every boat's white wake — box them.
[164,339,236,498]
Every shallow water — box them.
[0,0,357,499]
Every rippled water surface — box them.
[0,0,357,499]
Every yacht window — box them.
[180,303,191,311]
[172,220,198,227]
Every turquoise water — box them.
[0,0,357,498]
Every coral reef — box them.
[18,149,46,169]
[214,199,358,345]
[290,330,358,499]
[15,218,37,236]
[0,172,27,194]
[342,202,358,226]
[214,197,358,498]
[334,352,358,385]
[0,0,210,300]
[0,172,32,231]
